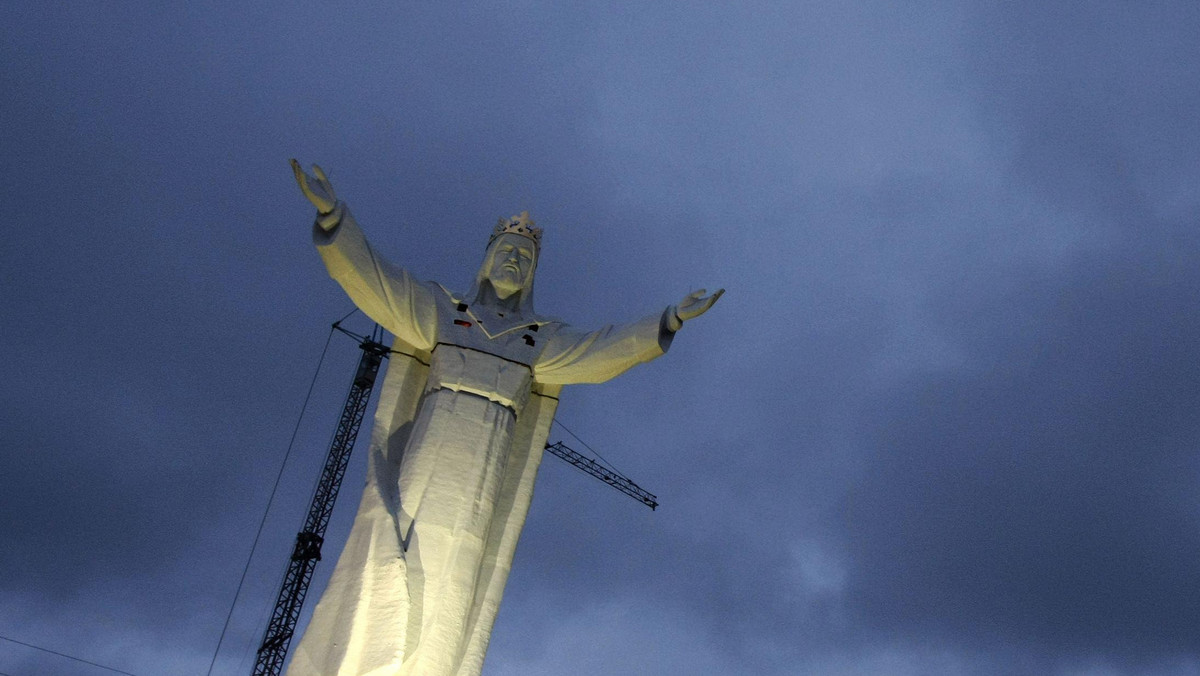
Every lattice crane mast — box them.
[252,324,388,676]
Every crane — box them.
[252,323,389,676]
[252,322,657,675]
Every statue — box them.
[286,160,722,676]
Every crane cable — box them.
[204,312,353,676]
[552,417,632,482]
[0,634,140,676]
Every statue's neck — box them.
[473,282,524,316]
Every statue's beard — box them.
[489,271,524,298]
[475,278,530,314]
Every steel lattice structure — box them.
[545,441,658,510]
[252,335,390,676]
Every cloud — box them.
[844,235,1200,658]
[4,2,1200,674]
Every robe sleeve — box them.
[313,203,438,351]
[532,310,677,385]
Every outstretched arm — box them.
[534,288,723,385]
[291,159,437,351]
[291,159,338,219]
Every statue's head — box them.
[486,233,537,298]
[470,211,542,313]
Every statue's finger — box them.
[314,165,337,198]
[290,158,308,185]
[695,289,724,313]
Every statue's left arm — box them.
[533,289,722,385]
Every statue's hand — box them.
[290,159,338,215]
[670,288,724,329]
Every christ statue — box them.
[286,160,722,676]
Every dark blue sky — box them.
[4,3,1200,675]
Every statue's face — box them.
[486,233,536,299]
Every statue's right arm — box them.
[293,161,437,350]
[312,205,438,351]
[285,156,436,353]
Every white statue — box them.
[286,160,722,676]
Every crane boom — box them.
[545,441,658,510]
[252,334,390,676]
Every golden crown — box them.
[490,211,542,249]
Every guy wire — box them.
[204,324,338,676]
[552,418,632,481]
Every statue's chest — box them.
[439,311,543,364]
[431,288,551,366]
[427,294,555,412]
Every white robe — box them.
[286,207,673,676]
